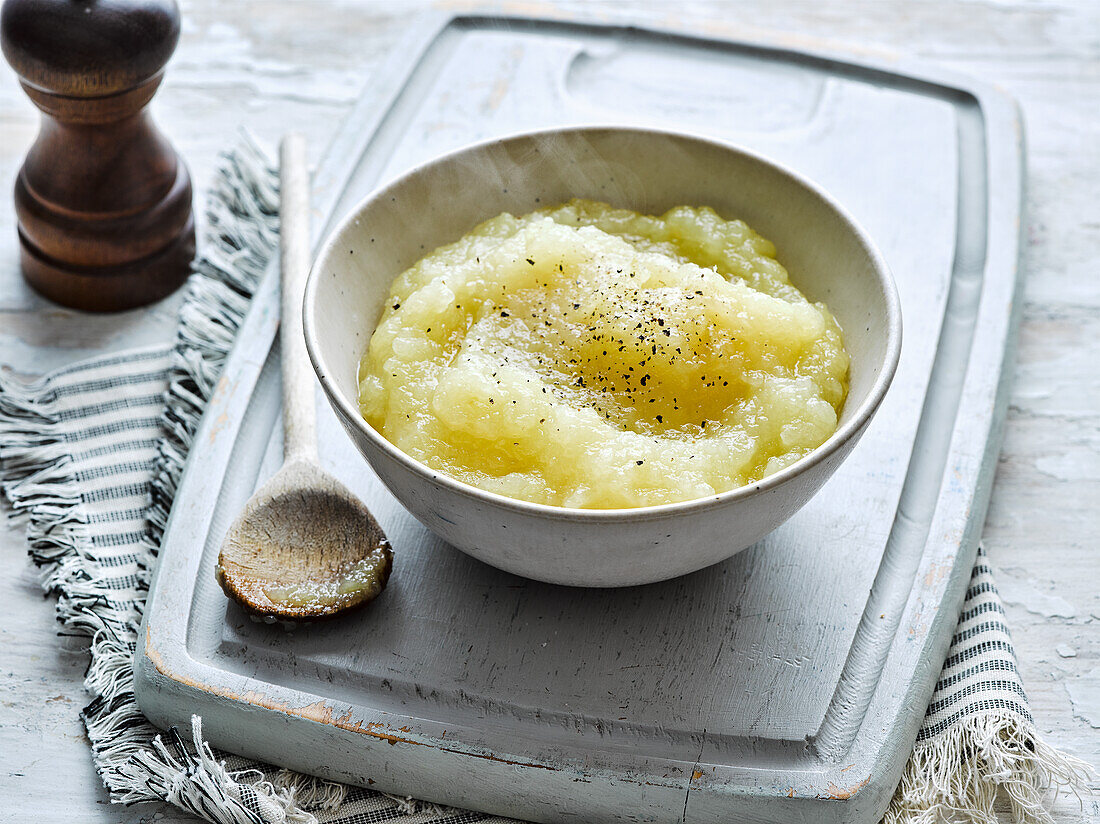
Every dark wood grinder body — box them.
[1,0,194,311]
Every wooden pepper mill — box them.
[1,0,194,312]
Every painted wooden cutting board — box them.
[135,13,1024,824]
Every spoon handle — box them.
[279,134,317,462]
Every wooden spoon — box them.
[215,134,392,621]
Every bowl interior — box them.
[307,128,897,480]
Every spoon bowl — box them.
[216,461,391,620]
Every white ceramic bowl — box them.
[304,127,901,587]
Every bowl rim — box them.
[303,124,902,523]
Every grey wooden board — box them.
[135,13,1025,824]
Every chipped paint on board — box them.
[822,777,870,800]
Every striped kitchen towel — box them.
[0,139,1090,824]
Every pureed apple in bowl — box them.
[304,127,901,586]
[358,199,849,509]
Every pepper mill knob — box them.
[1,0,195,311]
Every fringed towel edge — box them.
[116,716,335,824]
[883,702,1095,824]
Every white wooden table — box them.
[0,2,1096,822]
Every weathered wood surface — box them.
[1,2,1097,822]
